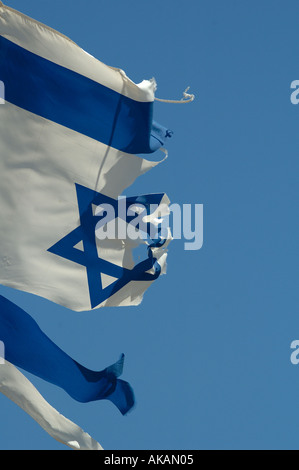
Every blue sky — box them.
[0,0,298,450]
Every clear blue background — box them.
[0,0,298,450]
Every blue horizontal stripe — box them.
[0,36,171,154]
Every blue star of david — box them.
[48,184,166,309]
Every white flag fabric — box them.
[0,359,103,450]
[0,2,171,311]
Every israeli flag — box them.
[0,2,172,311]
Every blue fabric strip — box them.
[0,35,172,154]
[0,295,135,415]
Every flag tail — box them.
[0,359,103,450]
[0,295,135,413]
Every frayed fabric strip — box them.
[155,87,195,104]
[0,295,135,414]
[0,359,103,450]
